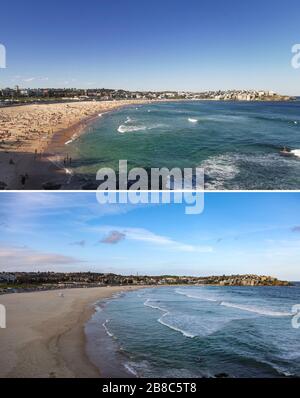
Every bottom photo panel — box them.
[0,192,299,391]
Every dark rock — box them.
[42,181,62,190]
[215,373,229,378]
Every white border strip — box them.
[2,190,299,193]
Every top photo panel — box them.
[0,0,300,191]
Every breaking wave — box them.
[200,154,240,189]
[124,363,139,377]
[117,116,166,134]
[176,289,292,317]
[65,133,78,145]
[158,314,196,338]
[117,124,147,133]
[144,298,166,312]
[176,289,218,302]
[102,319,114,337]
[199,152,300,189]
[144,299,195,338]
[291,149,300,158]
[220,302,292,317]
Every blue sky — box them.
[0,0,299,94]
[0,192,299,280]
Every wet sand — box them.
[0,286,142,378]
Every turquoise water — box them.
[86,285,300,378]
[66,100,300,189]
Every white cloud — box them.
[96,226,213,253]
[0,192,136,223]
[0,243,83,271]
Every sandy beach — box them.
[0,286,142,378]
[0,100,151,190]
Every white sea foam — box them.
[204,115,248,123]
[124,363,139,377]
[188,118,198,123]
[200,154,240,189]
[199,151,300,189]
[117,121,165,134]
[291,149,300,158]
[144,299,166,312]
[117,124,146,133]
[65,135,78,144]
[144,298,195,338]
[175,289,218,302]
[123,360,152,377]
[102,319,114,337]
[158,314,196,338]
[271,365,294,377]
[220,302,292,317]
[111,292,123,299]
[65,132,78,145]
[176,289,292,317]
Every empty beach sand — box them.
[0,100,150,189]
[0,286,141,378]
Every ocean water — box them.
[65,100,300,189]
[86,284,300,378]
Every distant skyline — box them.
[0,0,300,95]
[0,192,299,280]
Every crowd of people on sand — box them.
[0,100,149,154]
[0,100,150,189]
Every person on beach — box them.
[20,174,26,188]
[20,174,29,188]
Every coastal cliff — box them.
[201,274,291,287]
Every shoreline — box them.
[1,98,298,190]
[0,100,153,190]
[0,285,144,378]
